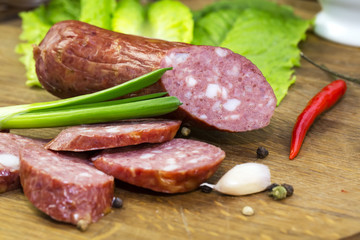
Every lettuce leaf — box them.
[192,9,239,46]
[18,6,51,44]
[16,6,52,87]
[80,0,116,30]
[15,43,42,87]
[146,0,193,43]
[192,0,311,105]
[112,0,193,43]
[112,0,145,35]
[16,0,81,87]
[46,0,80,24]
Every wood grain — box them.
[1,1,360,239]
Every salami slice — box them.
[45,119,181,152]
[20,143,114,229]
[160,46,276,132]
[92,138,225,193]
[0,133,46,193]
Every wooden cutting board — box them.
[0,1,359,239]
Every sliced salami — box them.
[92,138,225,193]
[45,119,181,152]
[160,45,277,132]
[0,133,46,193]
[20,143,114,229]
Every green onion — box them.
[30,92,168,113]
[0,68,180,129]
[1,97,181,129]
[0,68,170,123]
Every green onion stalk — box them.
[0,68,182,129]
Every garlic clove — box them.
[214,163,271,196]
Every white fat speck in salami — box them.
[267,98,275,107]
[159,45,276,132]
[175,152,186,158]
[164,56,172,65]
[78,172,92,178]
[0,154,19,170]
[140,153,155,159]
[105,127,120,133]
[92,138,225,193]
[215,47,228,57]
[175,53,189,64]
[166,158,176,164]
[163,164,180,171]
[186,76,197,87]
[151,150,163,153]
[221,87,228,99]
[223,99,241,111]
[206,84,221,99]
[212,101,222,112]
[227,66,240,76]
[228,114,241,120]
[184,91,192,99]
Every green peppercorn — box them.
[269,186,287,200]
[268,183,294,200]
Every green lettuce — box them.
[80,0,116,30]
[112,0,145,35]
[16,6,51,87]
[192,0,311,105]
[146,0,193,42]
[15,43,42,87]
[112,0,193,43]
[16,0,80,87]
[17,5,51,44]
[192,9,239,46]
[46,0,80,24]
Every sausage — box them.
[45,119,181,152]
[20,142,114,229]
[0,133,46,193]
[91,138,225,193]
[34,20,276,132]
[34,20,188,98]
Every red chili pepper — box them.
[289,80,347,160]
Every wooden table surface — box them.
[1,1,360,239]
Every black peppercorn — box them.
[112,197,123,208]
[281,183,294,197]
[266,183,279,191]
[199,183,214,193]
[256,146,269,159]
